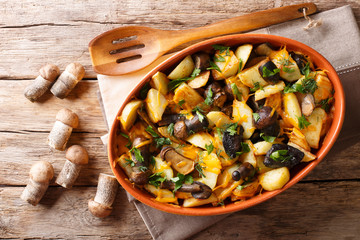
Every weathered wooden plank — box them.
[0,0,358,79]
[1,130,359,186]
[0,80,107,133]
[0,181,359,239]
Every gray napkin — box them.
[97,5,360,240]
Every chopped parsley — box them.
[146,126,172,147]
[283,77,317,94]
[261,66,280,78]
[138,166,148,172]
[225,123,238,136]
[150,156,156,168]
[250,82,263,92]
[260,133,276,143]
[297,115,311,130]
[120,132,132,149]
[167,123,175,136]
[301,62,311,76]
[195,163,206,178]
[146,126,159,138]
[236,142,250,156]
[216,127,223,140]
[196,110,205,123]
[168,68,201,91]
[205,142,214,155]
[207,60,222,72]
[148,172,166,187]
[214,54,226,62]
[204,88,214,106]
[130,147,144,163]
[238,59,243,74]
[125,158,135,167]
[190,68,201,78]
[231,83,242,100]
[252,113,260,122]
[319,97,333,112]
[212,44,230,55]
[171,173,194,192]
[139,82,151,99]
[270,150,291,163]
[178,99,186,107]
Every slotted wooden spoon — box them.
[89,3,316,76]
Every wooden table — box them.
[1,1,359,239]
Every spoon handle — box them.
[162,3,316,48]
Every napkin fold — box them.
[97,5,360,240]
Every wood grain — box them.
[1,181,359,239]
[0,0,359,79]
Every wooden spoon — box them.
[89,3,316,76]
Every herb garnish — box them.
[260,133,276,143]
[125,158,135,167]
[212,44,230,55]
[236,142,250,156]
[146,126,159,137]
[270,150,291,163]
[150,156,156,168]
[171,173,194,192]
[250,82,263,92]
[319,97,333,112]
[207,60,222,72]
[168,68,201,91]
[238,59,243,74]
[205,142,214,155]
[139,82,151,99]
[120,132,132,149]
[148,172,166,187]
[191,68,201,78]
[231,83,242,100]
[146,126,172,148]
[214,54,226,62]
[130,147,144,163]
[252,113,260,122]
[297,115,311,130]
[167,123,175,136]
[204,88,213,105]
[138,166,148,172]
[196,111,205,123]
[216,127,223,140]
[225,123,238,136]
[262,66,280,78]
[195,163,206,178]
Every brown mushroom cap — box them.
[88,199,112,218]
[29,161,54,183]
[56,108,79,128]
[65,63,85,80]
[66,145,89,165]
[39,64,60,82]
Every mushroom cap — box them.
[56,108,79,128]
[29,161,54,183]
[88,199,112,218]
[39,64,60,82]
[65,63,85,80]
[66,145,89,165]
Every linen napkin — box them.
[97,5,360,240]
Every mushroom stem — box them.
[55,145,89,188]
[88,173,118,218]
[20,161,54,206]
[160,146,194,175]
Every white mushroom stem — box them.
[88,173,118,218]
[20,161,54,206]
[24,64,60,102]
[50,63,85,99]
[56,145,89,188]
[47,108,79,151]
[301,94,315,116]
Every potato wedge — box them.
[283,92,302,129]
[288,127,310,151]
[144,184,178,203]
[301,107,327,149]
[256,155,273,174]
[173,83,203,111]
[187,70,210,89]
[168,55,194,80]
[151,71,169,95]
[145,88,168,123]
[232,179,260,198]
[119,99,143,131]
[235,44,253,71]
[270,48,302,82]
[239,140,257,167]
[117,153,133,178]
[212,50,239,80]
[254,81,285,101]
[232,100,255,139]
[313,71,333,103]
[225,76,250,101]
[150,157,174,180]
[237,61,268,88]
[259,167,290,191]
[287,142,316,162]
[253,141,273,155]
[206,111,234,128]
[186,132,214,150]
[183,194,217,207]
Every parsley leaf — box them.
[204,88,214,106]
[195,163,206,178]
[130,147,144,163]
[236,142,250,156]
[253,113,260,122]
[283,66,295,73]
[171,173,194,192]
[205,142,214,155]
[214,54,226,62]
[301,62,311,76]
[212,44,230,55]
[207,60,222,72]
[168,78,189,91]
[196,110,205,123]
[319,97,333,112]
[191,68,201,78]
[125,158,135,167]
[225,123,238,136]
[139,82,151,99]
[178,99,185,107]
[302,78,318,94]
[150,156,156,168]
[120,132,132,149]
[138,166,148,172]
[238,59,243,74]
[297,115,311,130]
[167,123,175,136]
[262,66,280,78]
[250,82,263,92]
[270,150,291,163]
[283,83,304,94]
[231,83,242,100]
[148,172,166,187]
[260,133,276,143]
[216,127,223,140]
[146,126,159,138]
[154,137,172,148]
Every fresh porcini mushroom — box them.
[224,84,235,102]
[55,145,89,188]
[47,108,79,151]
[246,95,265,112]
[253,106,277,129]
[301,94,315,116]
[264,144,305,169]
[50,63,85,99]
[160,180,212,199]
[222,125,244,158]
[173,114,209,140]
[204,82,227,108]
[290,52,309,71]
[20,161,54,206]
[232,162,255,181]
[258,59,280,83]
[129,136,152,185]
[24,64,60,102]
[221,104,233,117]
[157,114,185,127]
[88,173,118,218]
[160,146,194,175]
[193,52,210,70]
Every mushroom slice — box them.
[160,180,211,199]
[301,94,315,116]
[160,146,194,175]
[191,181,212,199]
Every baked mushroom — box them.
[160,146,194,175]
[193,52,210,70]
[253,106,277,129]
[129,137,152,185]
[264,144,305,169]
[160,180,212,199]
[232,162,256,181]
